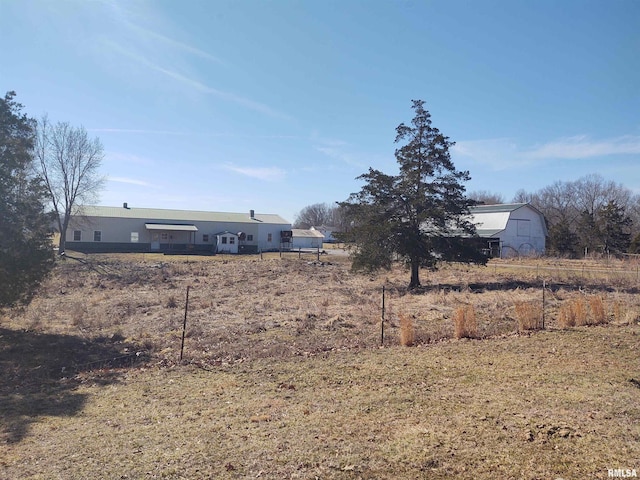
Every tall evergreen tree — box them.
[598,200,631,255]
[0,92,55,306]
[339,100,485,289]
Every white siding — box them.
[499,206,546,257]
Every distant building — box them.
[291,228,325,249]
[468,203,547,258]
[310,225,337,243]
[65,204,291,254]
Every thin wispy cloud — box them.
[312,133,366,168]
[96,1,291,121]
[98,0,219,62]
[525,135,640,160]
[315,145,365,168]
[126,22,222,64]
[105,40,291,120]
[108,176,155,187]
[453,134,640,170]
[105,152,156,166]
[223,165,286,182]
[91,128,192,135]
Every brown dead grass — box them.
[589,295,607,325]
[2,254,640,478]
[398,312,416,346]
[453,305,477,339]
[515,301,543,331]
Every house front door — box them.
[151,233,160,250]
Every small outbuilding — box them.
[291,228,325,249]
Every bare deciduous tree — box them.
[514,174,639,257]
[467,190,504,205]
[293,203,333,229]
[35,116,105,252]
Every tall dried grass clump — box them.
[453,305,477,339]
[560,296,608,327]
[514,301,542,331]
[612,301,636,324]
[398,312,416,347]
[558,303,576,329]
[572,297,588,326]
[613,301,624,324]
[588,295,607,325]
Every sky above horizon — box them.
[2,0,639,223]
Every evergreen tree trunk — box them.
[409,258,421,289]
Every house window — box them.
[247,234,253,241]
[130,232,139,243]
[229,236,235,245]
[267,233,272,242]
[161,233,168,241]
[94,231,102,242]
[203,234,209,243]
[221,237,227,244]
[73,230,81,241]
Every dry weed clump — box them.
[572,298,589,326]
[398,312,416,346]
[558,303,576,329]
[588,295,607,325]
[560,295,608,327]
[165,295,178,309]
[514,301,542,331]
[453,305,477,339]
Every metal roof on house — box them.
[75,206,290,225]
[144,223,198,232]
[292,228,325,238]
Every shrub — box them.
[398,312,416,347]
[165,295,178,309]
[453,305,477,339]
[558,303,576,329]
[514,301,542,331]
[588,295,607,325]
[572,298,588,326]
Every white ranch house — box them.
[468,203,547,258]
[65,204,292,254]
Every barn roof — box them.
[468,203,547,238]
[469,203,530,214]
[74,205,290,225]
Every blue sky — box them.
[2,0,639,223]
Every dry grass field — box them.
[1,251,639,479]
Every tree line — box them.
[514,175,640,257]
[0,91,104,307]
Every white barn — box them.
[468,203,547,258]
[65,204,292,254]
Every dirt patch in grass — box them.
[1,254,640,478]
